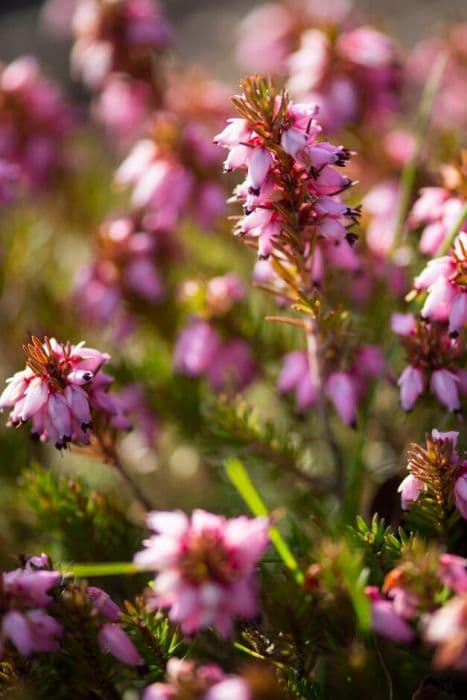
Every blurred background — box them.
[0,0,466,84]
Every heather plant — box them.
[0,0,465,698]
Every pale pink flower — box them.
[414,232,467,336]
[398,366,424,411]
[325,372,358,427]
[391,313,417,336]
[134,510,269,637]
[424,595,467,670]
[430,369,461,413]
[398,474,425,510]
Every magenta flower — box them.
[98,623,142,666]
[173,321,221,378]
[0,56,72,194]
[393,316,465,412]
[365,586,415,644]
[0,558,63,658]
[278,351,318,411]
[439,554,467,594]
[325,371,358,427]
[0,336,129,448]
[143,658,250,700]
[134,509,269,637]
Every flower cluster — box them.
[71,0,171,90]
[367,551,467,671]
[0,56,72,199]
[87,586,142,666]
[134,510,269,637]
[236,2,401,132]
[1,555,63,658]
[408,187,467,257]
[0,336,130,449]
[278,344,384,426]
[74,215,168,335]
[143,658,249,700]
[407,24,467,132]
[398,430,467,519]
[413,232,467,337]
[393,314,466,412]
[215,77,359,282]
[116,105,227,233]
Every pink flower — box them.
[134,509,269,637]
[439,554,467,593]
[454,476,467,520]
[173,321,221,378]
[430,369,461,413]
[391,313,416,336]
[325,372,357,427]
[71,0,171,89]
[205,274,245,315]
[424,595,467,670]
[143,658,250,700]
[365,587,415,644]
[98,623,142,666]
[398,474,425,510]
[2,610,63,657]
[398,366,424,411]
[206,340,257,393]
[414,232,467,336]
[0,336,129,448]
[278,351,318,411]
[0,558,63,658]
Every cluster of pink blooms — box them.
[408,187,467,257]
[143,658,250,700]
[214,98,359,263]
[367,553,467,670]
[174,319,257,393]
[87,585,142,666]
[134,509,269,637]
[236,1,400,132]
[70,0,172,143]
[116,108,226,233]
[71,0,171,90]
[398,429,467,519]
[75,215,168,335]
[392,313,466,413]
[407,24,467,132]
[0,555,63,658]
[173,274,257,393]
[278,344,384,426]
[412,232,467,337]
[0,56,72,200]
[0,337,130,449]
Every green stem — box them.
[438,202,467,256]
[225,458,304,584]
[63,562,139,577]
[392,52,448,250]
